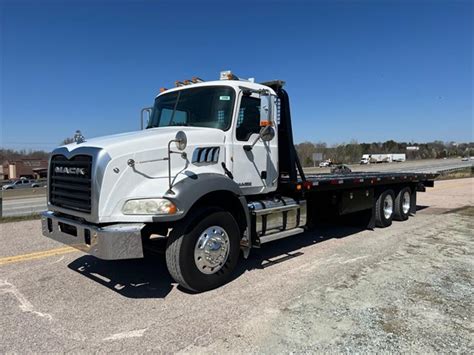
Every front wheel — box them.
[165,209,241,292]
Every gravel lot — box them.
[0,178,472,353]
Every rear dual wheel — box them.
[394,187,411,221]
[375,190,395,228]
[375,188,412,227]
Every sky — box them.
[1,0,472,151]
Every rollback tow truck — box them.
[42,71,437,292]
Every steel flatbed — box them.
[280,171,438,192]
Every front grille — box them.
[50,155,92,213]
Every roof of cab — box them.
[154,80,277,99]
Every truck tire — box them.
[375,189,395,228]
[394,187,411,221]
[165,209,241,292]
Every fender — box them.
[163,173,244,217]
[162,173,252,257]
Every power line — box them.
[2,142,58,145]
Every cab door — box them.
[230,92,278,195]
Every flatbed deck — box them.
[280,171,439,192]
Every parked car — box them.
[2,179,41,190]
[319,160,333,167]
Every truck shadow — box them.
[68,254,174,298]
[67,223,368,299]
[235,224,365,274]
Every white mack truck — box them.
[42,71,437,292]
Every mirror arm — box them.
[243,125,271,151]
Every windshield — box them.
[147,86,235,130]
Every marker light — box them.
[192,77,204,83]
[122,198,177,215]
[220,70,237,80]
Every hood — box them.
[49,126,229,223]
[61,126,226,159]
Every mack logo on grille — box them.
[54,166,87,176]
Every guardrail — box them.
[1,187,47,218]
[437,166,473,173]
[2,187,47,200]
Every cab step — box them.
[258,227,305,244]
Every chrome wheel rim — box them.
[383,194,394,219]
[194,226,230,275]
[402,191,411,214]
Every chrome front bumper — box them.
[41,211,145,260]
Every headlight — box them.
[122,198,177,215]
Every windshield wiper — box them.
[169,91,182,126]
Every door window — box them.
[236,96,261,141]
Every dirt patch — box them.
[253,213,473,353]
[0,214,41,224]
[437,166,473,180]
[417,207,452,215]
[444,205,474,216]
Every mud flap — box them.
[410,190,417,215]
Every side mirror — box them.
[141,107,153,130]
[243,92,275,151]
[174,131,187,151]
[259,93,272,126]
[261,126,275,142]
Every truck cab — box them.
[43,72,305,291]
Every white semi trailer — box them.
[42,72,436,292]
[360,154,406,164]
